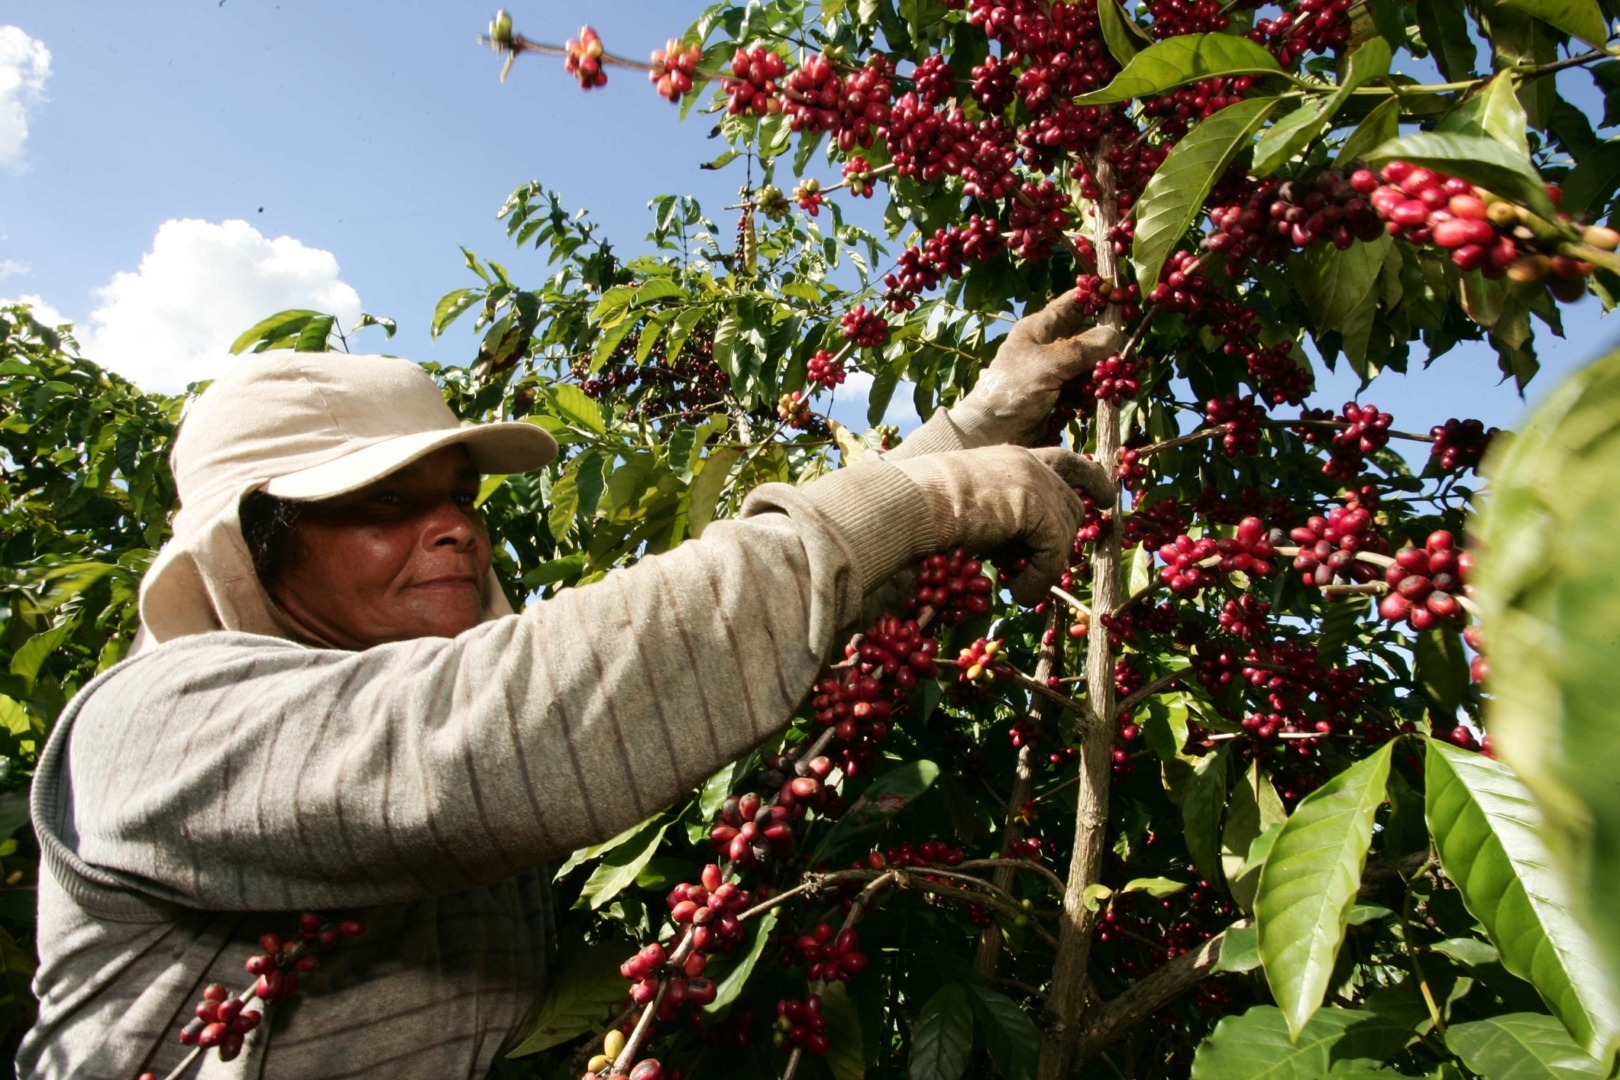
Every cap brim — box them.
[261,422,557,501]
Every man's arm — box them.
[52,450,1098,911]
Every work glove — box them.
[781,445,1114,605]
[885,293,1125,459]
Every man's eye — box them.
[371,491,408,507]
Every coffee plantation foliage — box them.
[9,0,1620,1074]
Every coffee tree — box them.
[7,0,1620,1075]
[445,1,1620,1078]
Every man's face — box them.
[268,445,492,648]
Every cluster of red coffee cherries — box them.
[909,547,997,622]
[1288,495,1389,588]
[809,613,937,775]
[1203,393,1265,455]
[575,323,731,428]
[1250,0,1355,66]
[1203,171,1384,270]
[1146,0,1229,37]
[792,177,824,215]
[805,349,846,390]
[1067,272,1136,323]
[1429,417,1499,473]
[1324,401,1393,479]
[1358,162,1614,301]
[723,46,788,115]
[1379,530,1471,630]
[773,995,829,1056]
[792,923,869,983]
[1008,179,1074,261]
[162,914,364,1065]
[648,39,700,102]
[839,305,889,347]
[783,54,894,151]
[563,26,608,89]
[842,156,877,198]
[955,636,1010,683]
[776,390,812,429]
[882,216,1005,306]
[1085,354,1140,404]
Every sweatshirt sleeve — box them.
[51,462,937,910]
[880,407,979,461]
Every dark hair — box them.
[239,490,303,587]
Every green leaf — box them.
[910,982,974,1080]
[10,621,76,693]
[1253,102,1335,178]
[698,756,752,823]
[1431,937,1502,967]
[577,817,671,910]
[1255,742,1394,1039]
[634,278,686,305]
[292,315,336,352]
[820,981,868,1080]
[1190,1006,1412,1078]
[1447,1013,1609,1079]
[430,289,482,338]
[589,284,638,327]
[811,760,941,867]
[1122,876,1188,898]
[1216,922,1262,973]
[553,815,653,881]
[1365,132,1561,221]
[1223,761,1287,911]
[1335,96,1401,167]
[687,446,741,539]
[1097,0,1151,64]
[1441,73,1531,156]
[228,308,323,354]
[1255,38,1391,177]
[1425,740,1620,1059]
[705,909,778,1014]
[1296,234,1394,370]
[507,942,629,1055]
[963,983,1038,1080]
[1413,627,1470,716]
[1498,0,1608,47]
[1145,696,1192,763]
[0,791,29,842]
[352,312,396,339]
[1075,34,1285,105]
[546,463,581,541]
[1183,745,1231,884]
[1475,344,1620,1015]
[547,383,606,434]
[1133,97,1280,292]
[0,695,29,739]
[1414,0,1479,81]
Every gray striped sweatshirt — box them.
[19,462,937,1079]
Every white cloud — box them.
[0,292,68,328]
[0,26,50,171]
[78,219,362,392]
[0,258,28,279]
[828,370,924,435]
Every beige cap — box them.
[137,353,556,645]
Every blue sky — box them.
[2,1,1616,441]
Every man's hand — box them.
[888,445,1112,605]
[953,292,1125,448]
[879,292,1125,462]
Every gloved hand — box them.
[889,445,1112,604]
[884,293,1124,460]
